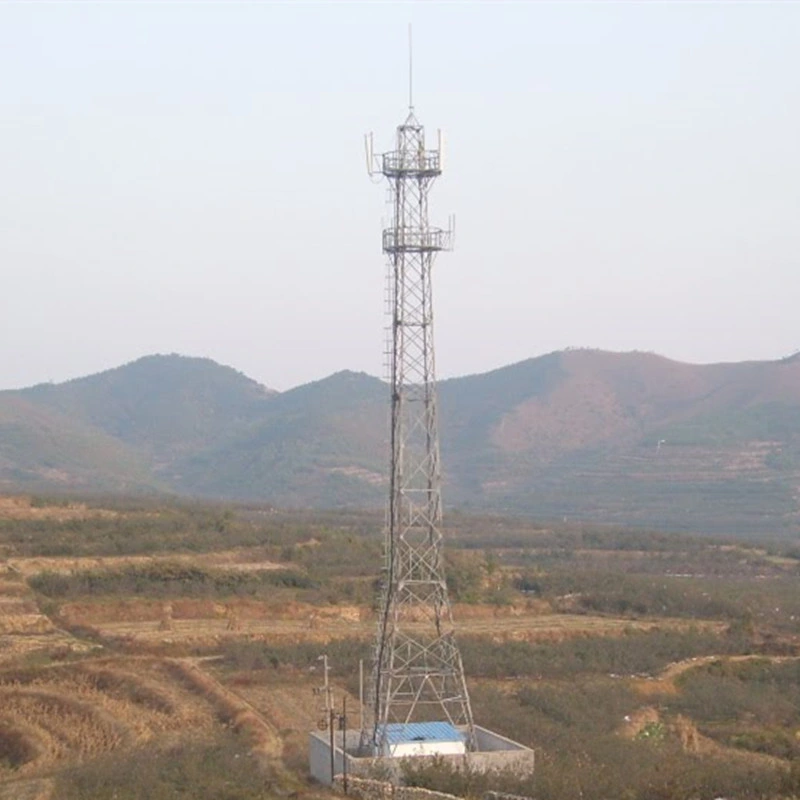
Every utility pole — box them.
[329,705,336,785]
[342,695,348,794]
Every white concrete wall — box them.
[309,731,335,785]
[310,726,534,786]
[472,726,530,753]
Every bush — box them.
[30,564,314,600]
[458,627,754,680]
[54,734,270,799]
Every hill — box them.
[0,355,274,494]
[0,393,155,493]
[2,350,800,536]
[20,354,275,453]
[171,370,387,505]
[439,350,800,535]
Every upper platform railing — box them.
[381,149,441,178]
[382,227,451,253]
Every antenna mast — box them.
[408,23,414,111]
[362,46,474,755]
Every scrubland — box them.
[0,495,798,799]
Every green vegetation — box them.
[24,354,272,452]
[54,733,274,800]
[516,568,800,633]
[213,625,765,694]
[30,563,314,600]
[404,732,800,800]
[0,503,373,557]
[220,637,370,677]
[669,659,800,759]
[459,627,756,679]
[403,679,800,800]
[518,569,741,618]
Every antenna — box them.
[364,132,374,176]
[408,23,413,111]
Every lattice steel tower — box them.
[362,98,475,753]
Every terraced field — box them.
[0,659,217,773]
[0,496,798,799]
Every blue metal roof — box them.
[381,722,464,745]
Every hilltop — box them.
[2,349,800,536]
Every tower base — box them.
[309,725,534,787]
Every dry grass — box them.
[0,573,92,665]
[232,673,362,775]
[60,599,369,650]
[61,593,723,651]
[7,548,284,578]
[0,777,54,800]
[0,616,55,636]
[0,658,219,780]
[0,496,116,522]
[164,658,295,782]
[0,634,96,667]
[0,521,786,798]
[59,597,359,625]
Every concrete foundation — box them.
[309,726,534,786]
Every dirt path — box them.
[626,653,800,771]
[635,653,800,697]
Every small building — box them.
[380,722,466,758]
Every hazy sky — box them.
[2,2,799,391]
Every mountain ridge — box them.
[2,349,800,537]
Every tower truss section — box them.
[363,110,475,754]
